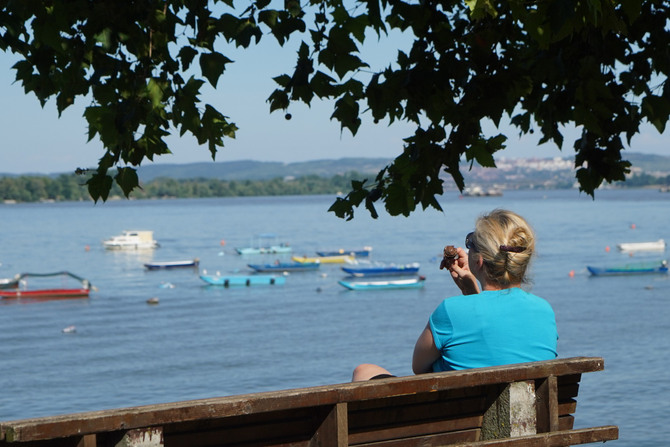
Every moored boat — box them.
[338,276,426,290]
[616,239,665,252]
[199,273,285,286]
[235,233,292,255]
[342,261,420,277]
[0,271,95,300]
[587,260,668,276]
[292,255,354,264]
[316,246,372,257]
[248,261,320,273]
[144,259,200,270]
[103,230,159,250]
[0,275,20,289]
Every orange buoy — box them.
[630,223,636,229]
[220,239,226,246]
[85,245,90,251]
[569,270,575,278]
[605,246,610,252]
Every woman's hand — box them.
[448,247,480,295]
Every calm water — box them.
[1,190,668,446]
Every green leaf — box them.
[146,78,164,108]
[178,46,198,70]
[199,52,232,88]
[642,94,670,133]
[331,94,361,135]
[86,171,114,203]
[114,167,140,197]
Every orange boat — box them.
[0,271,94,300]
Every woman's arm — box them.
[412,322,441,374]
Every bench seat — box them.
[0,357,618,447]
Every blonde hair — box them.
[472,209,535,287]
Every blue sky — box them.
[1,32,668,175]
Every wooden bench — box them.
[0,357,618,447]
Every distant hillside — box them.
[625,152,670,173]
[1,153,668,182]
[134,158,392,182]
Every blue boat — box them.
[342,261,420,277]
[338,276,426,290]
[316,246,372,257]
[236,233,292,255]
[248,261,320,272]
[200,274,286,286]
[587,260,668,276]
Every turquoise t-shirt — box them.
[429,288,558,371]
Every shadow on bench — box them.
[0,357,618,447]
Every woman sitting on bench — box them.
[353,209,558,381]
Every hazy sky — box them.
[1,32,668,175]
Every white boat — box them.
[103,230,159,250]
[616,239,665,252]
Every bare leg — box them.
[352,363,393,382]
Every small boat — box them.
[292,255,354,264]
[587,260,668,276]
[0,275,20,289]
[0,271,95,299]
[236,233,292,255]
[316,246,372,257]
[338,276,426,290]
[103,230,159,250]
[248,261,320,273]
[144,259,200,270]
[199,274,285,287]
[616,239,665,252]
[342,261,420,277]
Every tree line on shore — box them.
[0,172,364,203]
[1,170,669,204]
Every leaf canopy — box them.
[1,0,668,216]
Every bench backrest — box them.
[0,357,618,447]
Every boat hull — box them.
[587,261,669,276]
[236,246,293,255]
[0,289,90,299]
[144,259,200,270]
[200,274,285,286]
[338,277,426,290]
[293,255,354,264]
[103,230,159,250]
[342,263,420,277]
[248,262,320,272]
[616,239,666,252]
[316,247,372,257]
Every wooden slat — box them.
[163,407,322,447]
[349,395,487,430]
[349,415,483,445]
[449,426,618,446]
[311,403,347,447]
[349,386,486,412]
[558,415,574,431]
[354,429,480,447]
[535,375,558,433]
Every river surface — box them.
[1,189,668,446]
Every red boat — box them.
[0,271,94,300]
